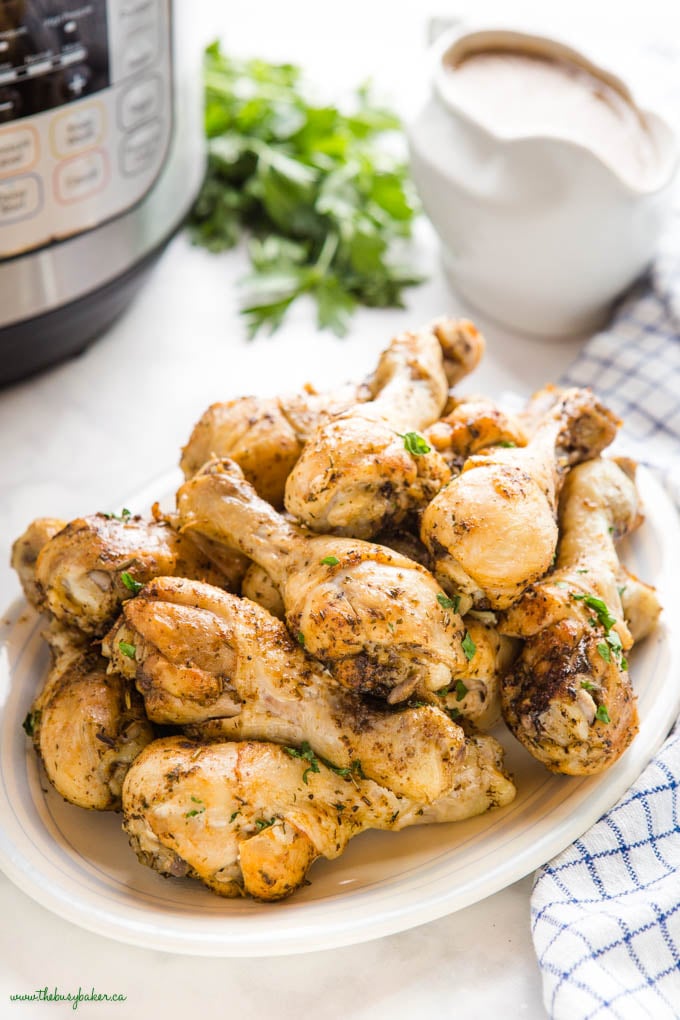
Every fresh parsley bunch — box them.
[188,42,424,337]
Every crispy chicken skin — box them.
[425,395,528,472]
[103,576,465,802]
[283,319,484,539]
[33,513,246,636]
[29,625,154,810]
[180,381,367,508]
[500,458,643,775]
[122,734,516,900]
[11,517,67,607]
[421,386,619,609]
[176,458,469,703]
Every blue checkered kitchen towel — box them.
[530,237,680,1018]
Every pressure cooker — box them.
[0,0,204,384]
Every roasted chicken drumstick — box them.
[29,512,246,636]
[180,380,368,507]
[123,734,516,900]
[284,318,484,539]
[103,576,465,802]
[499,458,645,775]
[27,625,154,810]
[176,458,469,703]
[421,386,619,609]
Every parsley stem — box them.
[315,231,339,276]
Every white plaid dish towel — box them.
[530,244,680,1018]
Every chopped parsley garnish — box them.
[577,568,589,574]
[462,630,476,661]
[119,640,137,660]
[103,508,132,521]
[255,817,276,831]
[399,431,431,456]
[297,631,306,646]
[596,704,611,724]
[229,810,241,823]
[597,642,611,663]
[496,440,517,448]
[445,706,461,720]
[185,797,206,818]
[387,621,395,633]
[581,680,596,691]
[617,585,627,598]
[121,571,144,595]
[22,710,40,737]
[284,741,321,784]
[437,592,460,612]
[330,759,365,780]
[320,556,339,566]
[454,680,468,702]
[571,593,617,632]
[284,742,364,783]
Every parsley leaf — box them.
[399,431,431,456]
[102,508,132,522]
[597,642,611,663]
[596,704,611,724]
[454,680,468,702]
[437,592,460,612]
[22,710,41,738]
[255,817,276,832]
[320,556,339,566]
[185,797,206,818]
[571,593,617,632]
[121,571,143,595]
[462,630,476,661]
[119,641,137,660]
[284,741,321,784]
[297,631,306,647]
[188,43,423,337]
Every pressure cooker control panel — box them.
[0,0,173,258]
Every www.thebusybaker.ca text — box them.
[9,986,127,1010]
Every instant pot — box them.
[0,0,204,385]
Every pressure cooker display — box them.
[0,0,173,258]
[0,2,110,124]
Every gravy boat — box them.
[408,26,679,337]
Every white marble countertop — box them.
[1,1,676,1016]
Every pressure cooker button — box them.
[0,87,21,123]
[120,118,162,176]
[118,75,161,131]
[55,150,108,203]
[51,103,104,158]
[0,126,37,177]
[60,64,93,102]
[122,28,158,76]
[0,174,42,224]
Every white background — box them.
[1,1,678,1017]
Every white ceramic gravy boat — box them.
[408,26,679,337]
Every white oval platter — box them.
[0,466,677,957]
